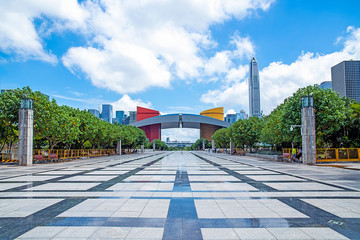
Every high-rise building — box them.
[248,57,261,117]
[116,111,125,123]
[129,111,137,124]
[88,109,100,118]
[224,114,236,124]
[122,116,130,125]
[236,110,248,121]
[319,81,332,90]
[331,60,360,103]
[166,137,170,142]
[102,104,113,123]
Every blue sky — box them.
[1,0,360,141]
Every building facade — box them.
[331,60,360,103]
[224,114,236,124]
[249,57,261,117]
[319,81,332,90]
[88,109,100,118]
[129,111,137,124]
[236,110,248,121]
[102,104,113,123]
[116,111,125,123]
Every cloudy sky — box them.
[1,0,360,141]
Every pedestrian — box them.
[291,148,297,161]
[296,147,302,162]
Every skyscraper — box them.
[88,109,100,118]
[249,57,261,117]
[116,111,125,122]
[331,60,360,103]
[102,104,113,123]
[129,111,137,124]
[319,81,332,90]
[224,113,236,124]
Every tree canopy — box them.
[0,87,146,150]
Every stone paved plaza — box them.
[0,151,360,239]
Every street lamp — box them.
[290,125,302,135]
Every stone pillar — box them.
[116,140,122,155]
[301,96,316,165]
[211,139,215,153]
[202,139,205,151]
[153,141,156,151]
[141,145,144,153]
[18,98,34,166]
[230,140,234,154]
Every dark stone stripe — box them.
[280,197,360,239]
[0,198,85,240]
[163,170,202,240]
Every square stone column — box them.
[18,108,33,166]
[301,96,316,165]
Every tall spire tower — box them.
[249,57,261,117]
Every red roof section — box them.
[137,106,160,121]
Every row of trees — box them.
[0,87,146,151]
[212,85,360,150]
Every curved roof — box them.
[130,113,230,129]
[200,107,224,121]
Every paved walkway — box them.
[0,151,359,239]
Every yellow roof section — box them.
[200,107,224,121]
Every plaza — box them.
[0,152,359,239]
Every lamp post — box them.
[301,95,316,164]
[18,96,34,166]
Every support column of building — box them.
[116,140,122,155]
[202,139,205,151]
[211,140,215,153]
[230,140,234,155]
[141,145,144,153]
[301,96,316,165]
[153,141,156,151]
[18,98,34,166]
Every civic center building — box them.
[130,107,230,142]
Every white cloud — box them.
[231,34,255,59]
[61,0,274,93]
[201,26,360,115]
[225,109,236,115]
[201,81,249,111]
[0,0,88,62]
[111,94,152,114]
[204,51,232,76]
[162,128,200,142]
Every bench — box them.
[49,154,58,162]
[34,155,45,163]
[277,153,290,161]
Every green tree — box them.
[230,117,263,151]
[212,128,230,148]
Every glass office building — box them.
[249,57,261,117]
[332,60,360,103]
[116,111,125,123]
[102,104,113,123]
[88,109,100,118]
[319,81,332,90]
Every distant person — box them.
[291,148,297,161]
[296,147,302,162]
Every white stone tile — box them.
[125,227,164,239]
[17,226,66,238]
[201,228,240,239]
[266,228,313,240]
[299,227,349,240]
[234,228,276,240]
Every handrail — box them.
[1,149,117,163]
[283,148,360,162]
